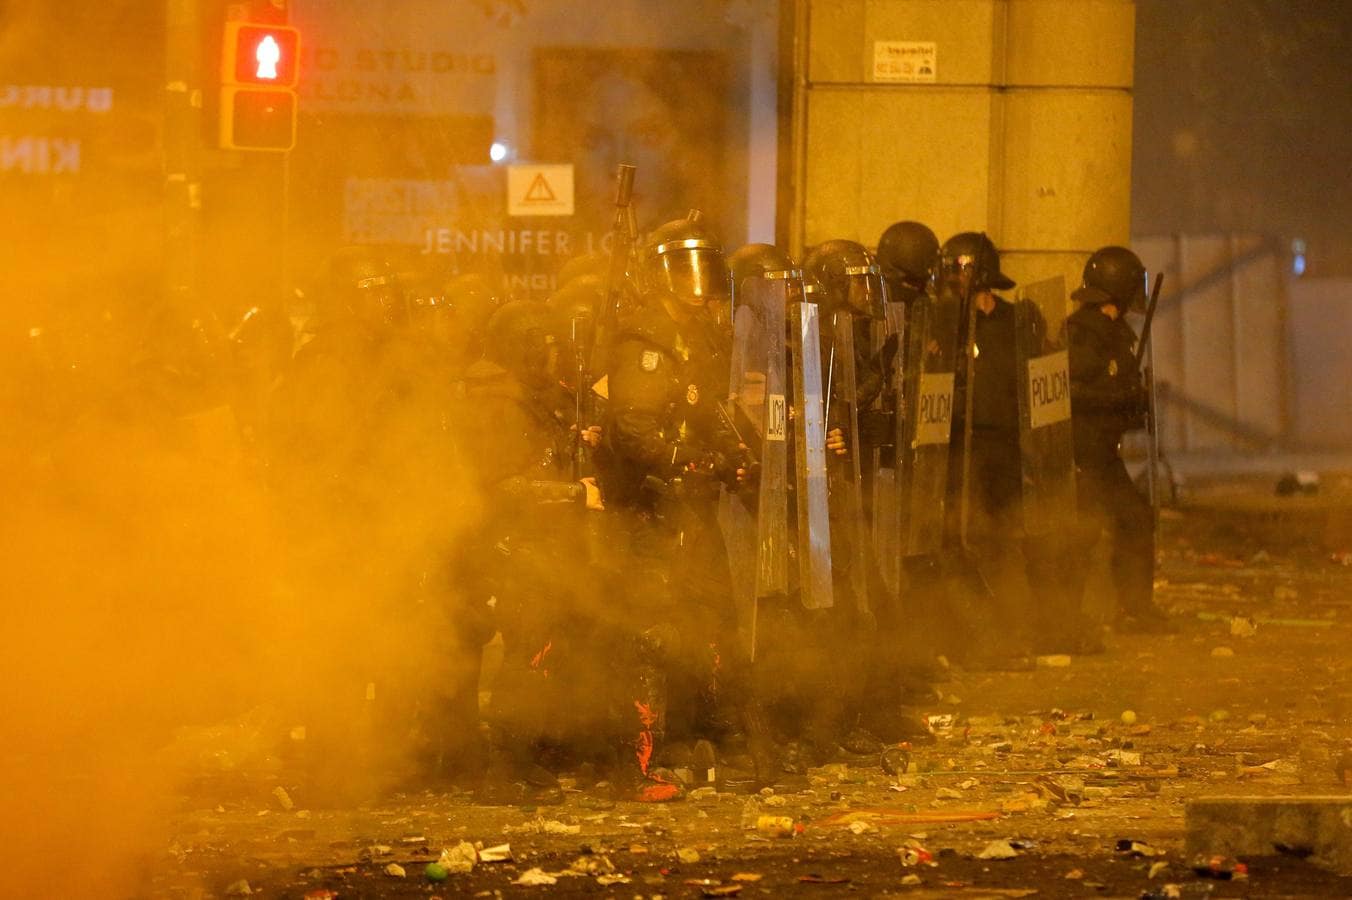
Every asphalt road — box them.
[151,495,1352,899]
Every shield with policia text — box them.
[824,304,872,617]
[1015,276,1077,535]
[723,274,791,658]
[790,286,834,612]
[895,279,962,556]
[869,300,905,597]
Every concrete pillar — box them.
[785,0,1135,293]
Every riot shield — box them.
[869,302,905,596]
[722,276,791,659]
[896,282,962,556]
[1015,276,1077,536]
[789,299,834,611]
[825,309,871,616]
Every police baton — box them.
[1133,272,1164,370]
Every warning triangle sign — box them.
[524,172,556,203]
[508,164,574,217]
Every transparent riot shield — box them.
[722,276,790,659]
[825,309,871,616]
[896,282,962,556]
[789,300,834,611]
[869,302,905,597]
[1015,276,1077,536]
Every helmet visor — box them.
[653,240,729,303]
[733,268,804,320]
[352,274,408,326]
[842,263,886,319]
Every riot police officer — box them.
[462,300,605,802]
[600,211,764,795]
[270,246,473,799]
[1066,246,1172,633]
[799,240,901,755]
[944,233,1090,662]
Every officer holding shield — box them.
[945,233,1094,662]
[1065,246,1173,633]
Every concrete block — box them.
[1005,0,1136,88]
[997,87,1133,252]
[1186,796,1352,876]
[809,0,866,84]
[809,0,999,86]
[803,87,993,246]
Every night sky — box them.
[1132,0,1352,275]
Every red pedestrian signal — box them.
[219,21,300,151]
[224,24,300,86]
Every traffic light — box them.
[219,22,300,151]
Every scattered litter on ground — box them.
[977,839,1021,860]
[514,867,558,886]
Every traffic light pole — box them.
[164,0,201,317]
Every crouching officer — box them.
[1065,246,1172,633]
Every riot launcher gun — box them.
[572,163,637,479]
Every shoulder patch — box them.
[640,350,660,372]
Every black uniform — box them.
[1064,304,1156,622]
[462,357,603,772]
[602,297,747,778]
[954,296,1083,653]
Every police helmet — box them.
[940,232,1016,293]
[484,300,563,385]
[876,221,940,300]
[640,210,730,306]
[1073,246,1147,309]
[317,246,408,328]
[803,239,887,319]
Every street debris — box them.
[271,786,294,811]
[146,504,1352,899]
[1191,854,1248,880]
[977,839,1021,860]
[881,745,913,775]
[898,840,934,867]
[1115,839,1162,858]
[438,840,478,873]
[479,842,513,863]
[506,817,581,835]
[755,815,795,838]
[514,867,558,886]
